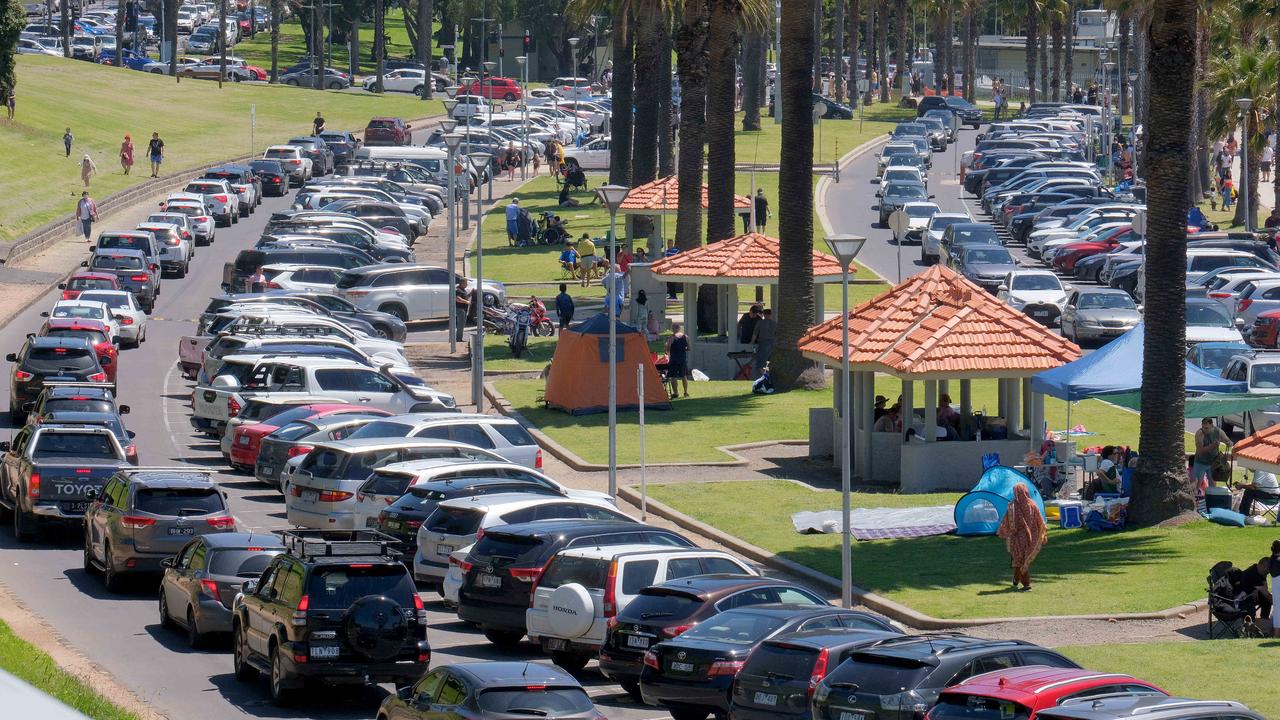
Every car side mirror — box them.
[119,405,130,415]
[997,285,1009,292]
[39,312,48,318]
[242,579,258,594]
[160,557,174,568]
[4,354,15,363]
[89,245,97,251]
[1137,305,1144,312]
[81,260,88,267]
[57,283,66,290]
[127,430,136,440]
[1236,317,1246,327]
[398,686,413,701]
[929,194,936,200]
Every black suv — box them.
[231,529,430,705]
[457,520,695,646]
[7,337,111,422]
[812,634,1078,720]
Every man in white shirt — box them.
[1238,470,1280,517]
[76,191,97,241]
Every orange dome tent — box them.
[544,314,672,415]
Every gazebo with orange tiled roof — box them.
[641,232,847,379]
[618,175,752,215]
[1232,424,1280,477]
[798,265,1082,491]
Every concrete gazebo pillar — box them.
[924,380,938,443]
[1006,378,1021,438]
[682,282,697,347]
[814,284,826,323]
[901,380,914,432]
[960,379,972,423]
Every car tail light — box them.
[130,274,150,282]
[508,565,543,583]
[206,516,235,529]
[413,590,427,622]
[1209,292,1232,299]
[286,444,313,458]
[642,650,659,670]
[28,472,39,498]
[87,372,107,382]
[166,237,180,246]
[292,594,309,625]
[606,616,620,632]
[457,558,474,573]
[200,579,220,597]
[125,444,137,461]
[808,647,830,696]
[213,194,229,202]
[14,370,33,381]
[661,624,693,638]
[289,159,301,165]
[62,291,76,300]
[1238,299,1254,313]
[406,519,422,529]
[418,649,431,663]
[227,397,241,417]
[709,659,746,676]
[602,560,618,617]
[270,175,282,182]
[118,316,134,325]
[122,515,156,528]
[535,449,543,469]
[317,490,353,502]
[197,216,210,222]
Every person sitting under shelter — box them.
[1239,470,1280,517]
[873,404,902,433]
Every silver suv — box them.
[83,468,237,591]
[1037,696,1264,720]
[335,264,505,322]
[182,178,239,226]
[344,412,542,468]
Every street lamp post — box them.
[483,60,497,201]
[517,55,529,180]
[824,234,866,610]
[1103,61,1116,179]
[469,151,493,412]
[596,185,631,499]
[568,37,581,139]
[446,84,471,231]
[443,129,463,353]
[813,101,825,165]
[1128,70,1139,178]
[1238,97,1254,231]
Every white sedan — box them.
[364,68,430,96]
[76,291,148,347]
[563,136,611,170]
[46,300,122,344]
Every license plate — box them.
[477,573,502,588]
[436,544,454,555]
[754,692,778,707]
[301,489,318,503]
[1032,310,1050,318]
[310,645,340,659]
[238,435,251,445]
[625,634,650,649]
[365,516,379,528]
[259,465,273,476]
[384,520,402,531]
[839,712,868,720]
[669,661,695,673]
[545,638,567,651]
[63,501,89,513]
[168,526,195,536]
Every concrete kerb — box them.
[814,134,891,284]
[625,487,1208,630]
[484,381,811,472]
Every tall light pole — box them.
[773,0,781,124]
[218,0,226,88]
[469,150,493,412]
[483,60,497,201]
[517,55,529,180]
[568,37,581,139]
[1238,97,1254,231]
[597,185,631,499]
[1128,70,1139,178]
[446,85,471,230]
[1103,61,1116,179]
[443,129,463,353]
[824,234,866,610]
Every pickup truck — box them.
[0,425,129,541]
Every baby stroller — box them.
[562,163,588,192]
[1206,561,1266,638]
[515,207,537,246]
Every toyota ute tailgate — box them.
[191,384,242,431]
[36,463,122,517]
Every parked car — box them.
[281,66,351,89]
[462,76,523,101]
[252,412,384,490]
[58,272,121,301]
[83,250,158,312]
[36,318,119,382]
[7,336,112,421]
[248,159,290,197]
[29,410,136,465]
[378,662,600,720]
[927,666,1165,720]
[182,178,240,226]
[345,413,541,467]
[954,245,1019,293]
[159,197,217,245]
[1060,288,1141,345]
[336,264,505,322]
[997,270,1068,325]
[263,145,314,185]
[158,533,285,647]
[227,403,388,472]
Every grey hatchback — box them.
[1037,696,1264,720]
[159,532,285,647]
[378,661,600,720]
[84,468,237,591]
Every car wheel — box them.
[504,92,517,101]
[269,645,296,705]
[378,303,408,322]
[82,530,98,574]
[159,591,175,629]
[233,623,258,681]
[328,81,341,89]
[482,628,524,647]
[372,323,391,339]
[12,503,34,543]
[620,680,642,700]
[413,85,424,97]
[186,607,204,648]
[285,78,298,86]
[550,651,590,673]
[103,543,125,592]
[668,706,709,720]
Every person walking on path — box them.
[79,154,97,187]
[1263,144,1274,183]
[754,189,769,232]
[5,88,14,121]
[119,135,134,175]
[313,112,325,136]
[63,127,73,157]
[76,191,97,241]
[750,308,776,379]
[554,283,574,331]
[147,132,165,177]
[997,484,1046,592]
[454,277,471,343]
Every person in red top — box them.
[617,246,633,273]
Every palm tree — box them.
[631,7,667,188]
[611,7,634,187]
[674,0,708,250]
[741,30,765,130]
[269,0,280,81]
[418,0,432,99]
[1128,0,1198,526]
[1024,0,1039,103]
[1117,11,1130,128]
[658,26,675,178]
[848,0,861,98]
[894,0,906,95]
[960,0,979,99]
[877,0,889,102]
[1205,47,1277,229]
[772,0,817,390]
[1062,0,1074,97]
[834,0,846,102]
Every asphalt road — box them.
[0,168,671,720]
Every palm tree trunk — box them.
[1050,16,1063,101]
[1038,22,1048,99]
[1129,0,1195,527]
[1118,13,1129,122]
[349,17,359,79]
[813,0,823,92]
[965,6,976,100]
[877,0,889,102]
[961,4,973,99]
[707,0,740,243]
[417,0,431,99]
[269,0,279,81]
[632,10,663,186]
[1063,0,1074,96]
[943,0,954,93]
[1025,11,1037,104]
[658,26,675,179]
[609,7,633,188]
[848,0,861,100]
[742,31,764,130]
[774,0,817,390]
[1194,3,1210,196]
[894,0,907,96]
[675,0,708,252]
[834,0,846,102]
[115,2,124,69]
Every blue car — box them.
[98,48,151,71]
[1189,341,1250,373]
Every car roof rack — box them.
[277,529,403,561]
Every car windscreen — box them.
[25,346,97,371]
[424,506,485,535]
[346,420,413,440]
[1010,275,1060,291]
[32,432,117,459]
[476,688,594,715]
[68,277,116,291]
[135,487,224,516]
[471,533,546,566]
[44,329,108,345]
[91,255,144,271]
[747,643,821,680]
[927,695,1031,720]
[250,160,284,174]
[307,565,414,609]
[904,205,936,218]
[962,248,1013,265]
[209,549,284,577]
[540,555,610,590]
[1186,303,1232,327]
[624,590,705,620]
[97,238,147,252]
[52,305,105,321]
[1196,347,1241,372]
[254,404,324,426]
[678,610,786,645]
[1078,293,1135,310]
[830,654,933,694]
[887,185,927,200]
[264,148,297,159]
[269,421,317,442]
[77,293,128,309]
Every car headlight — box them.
[1007,296,1026,308]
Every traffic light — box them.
[523,32,535,53]
[499,47,504,57]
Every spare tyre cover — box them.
[343,595,409,662]
[546,583,594,638]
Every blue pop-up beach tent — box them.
[954,465,1045,536]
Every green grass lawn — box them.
[234,10,436,77]
[2,55,443,243]
[737,101,916,167]
[1062,641,1278,717]
[649,479,1272,619]
[496,379,827,464]
[0,620,139,719]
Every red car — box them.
[364,117,412,146]
[927,666,1165,720]
[36,318,119,382]
[462,76,523,101]
[59,272,121,301]
[1050,225,1135,273]
[1249,309,1280,347]
[228,403,391,471]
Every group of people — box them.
[735,304,777,382]
[870,393,964,441]
[63,129,165,185]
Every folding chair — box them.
[1206,561,1264,638]
[1254,490,1280,524]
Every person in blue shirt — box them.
[1187,205,1211,231]
[558,242,578,276]
[505,198,521,245]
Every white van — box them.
[525,545,757,670]
[351,146,449,181]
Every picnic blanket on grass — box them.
[791,506,957,540]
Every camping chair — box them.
[1206,561,1265,639]
[1252,489,1280,524]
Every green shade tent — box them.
[1104,392,1280,418]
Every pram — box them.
[514,207,537,246]
[1206,561,1266,638]
[562,164,588,192]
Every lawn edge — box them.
[623,486,1208,629]
[0,580,160,719]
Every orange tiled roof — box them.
[617,176,751,213]
[798,265,1081,378]
[648,232,848,281]
[1234,424,1280,469]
